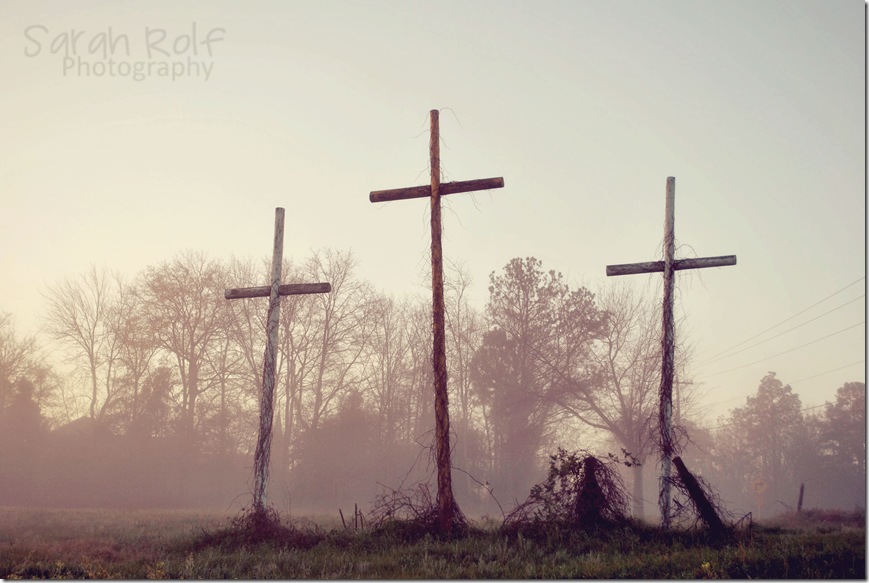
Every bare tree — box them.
[404,298,437,442]
[111,280,160,433]
[226,250,378,482]
[226,254,318,486]
[444,260,485,434]
[299,249,376,432]
[225,255,269,401]
[276,258,321,461]
[550,282,659,518]
[138,251,225,442]
[43,266,124,421]
[444,261,486,494]
[550,281,697,519]
[198,291,249,456]
[0,313,58,421]
[364,293,431,446]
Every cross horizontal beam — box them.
[606,255,736,277]
[369,177,504,203]
[224,282,331,300]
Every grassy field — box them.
[0,506,864,578]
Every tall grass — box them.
[0,507,863,578]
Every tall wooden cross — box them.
[369,110,504,534]
[606,177,735,529]
[224,207,331,514]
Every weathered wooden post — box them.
[672,456,726,538]
[369,110,504,534]
[659,178,677,529]
[225,207,331,514]
[427,110,455,534]
[797,482,805,513]
[606,177,736,529]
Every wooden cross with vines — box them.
[369,110,504,534]
[225,207,331,514]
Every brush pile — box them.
[369,482,469,539]
[194,505,322,550]
[503,448,631,535]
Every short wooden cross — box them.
[224,207,331,514]
[369,109,504,534]
[606,177,735,529]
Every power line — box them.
[704,360,865,411]
[704,321,865,378]
[789,360,865,385]
[709,403,828,431]
[699,295,864,366]
[704,393,749,410]
[698,276,865,364]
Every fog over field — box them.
[1,256,864,521]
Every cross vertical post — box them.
[369,110,505,534]
[254,207,284,514]
[224,207,331,515]
[606,177,736,529]
[659,177,676,529]
[428,110,455,534]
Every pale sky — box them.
[0,0,864,424]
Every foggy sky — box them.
[0,0,864,423]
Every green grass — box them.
[0,507,864,578]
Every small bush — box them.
[192,505,322,550]
[368,482,470,540]
[502,448,632,536]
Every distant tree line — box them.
[0,250,863,517]
[692,373,865,516]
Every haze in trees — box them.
[1,252,862,520]
[709,374,865,516]
[471,257,604,503]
